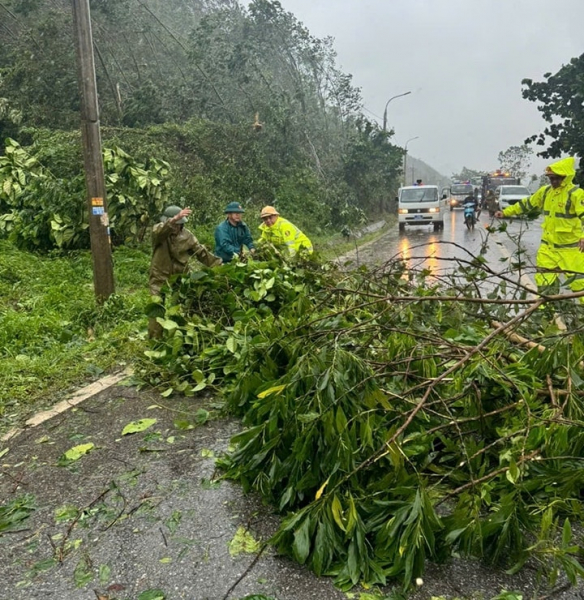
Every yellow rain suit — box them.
[259,217,313,256]
[501,157,584,297]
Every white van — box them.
[496,185,531,209]
[398,185,445,232]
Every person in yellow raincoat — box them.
[149,205,221,337]
[494,157,584,301]
[258,206,313,256]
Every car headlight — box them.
[428,207,438,213]
[398,208,408,214]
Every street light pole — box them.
[403,136,419,186]
[382,91,411,132]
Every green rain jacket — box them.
[149,221,221,295]
[502,157,584,248]
[214,219,254,263]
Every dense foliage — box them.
[522,53,584,174]
[140,244,584,592]
[0,0,404,251]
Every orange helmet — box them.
[260,205,279,218]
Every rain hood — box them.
[548,157,576,187]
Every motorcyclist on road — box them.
[462,194,476,228]
[494,157,584,301]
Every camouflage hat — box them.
[163,206,186,224]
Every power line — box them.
[361,105,383,122]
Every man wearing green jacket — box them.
[495,157,584,300]
[214,202,255,263]
[149,205,221,337]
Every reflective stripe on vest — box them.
[541,239,580,249]
[542,184,579,214]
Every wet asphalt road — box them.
[3,380,582,600]
[344,210,543,282]
[338,211,549,305]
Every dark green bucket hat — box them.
[224,201,245,214]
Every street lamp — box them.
[403,136,419,186]
[382,91,411,132]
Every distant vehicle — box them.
[448,183,474,211]
[497,185,531,209]
[481,170,521,200]
[397,185,446,232]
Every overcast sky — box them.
[276,0,584,179]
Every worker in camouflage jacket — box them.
[149,205,221,337]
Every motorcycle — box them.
[463,203,476,230]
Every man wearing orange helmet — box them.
[495,157,584,301]
[258,206,313,256]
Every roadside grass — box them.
[0,217,393,435]
[0,240,150,434]
[316,217,393,262]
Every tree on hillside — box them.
[0,0,405,242]
[451,167,485,182]
[522,53,584,167]
[497,144,532,181]
[341,119,402,215]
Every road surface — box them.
[342,210,545,298]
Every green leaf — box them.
[562,518,572,547]
[195,409,210,424]
[292,517,311,563]
[55,505,79,523]
[138,590,166,600]
[505,460,519,484]
[0,494,36,532]
[74,556,93,587]
[228,526,261,556]
[58,443,95,465]
[331,495,346,532]
[122,419,157,435]
[226,336,237,353]
[98,564,111,586]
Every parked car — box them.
[497,185,531,209]
[397,185,446,232]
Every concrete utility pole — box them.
[72,0,114,301]
[403,136,419,186]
